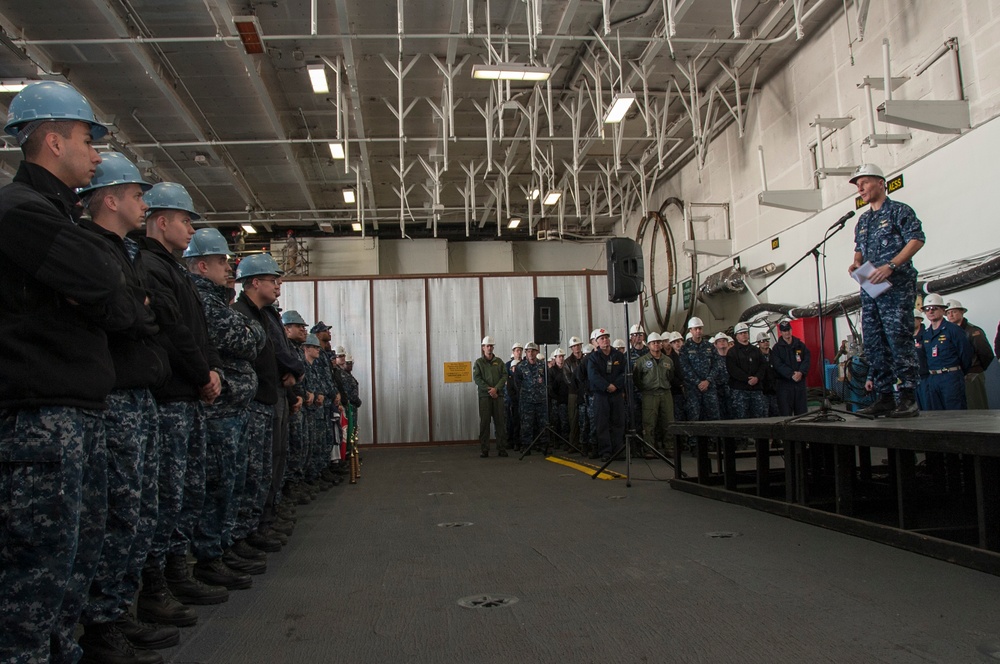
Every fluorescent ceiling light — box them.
[604,93,636,124]
[352,222,362,232]
[542,191,562,206]
[528,188,540,201]
[0,79,32,93]
[241,224,257,234]
[508,217,521,229]
[342,188,356,204]
[328,142,345,159]
[307,63,329,94]
[232,16,265,55]
[472,63,552,82]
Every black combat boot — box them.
[192,558,253,590]
[857,392,896,417]
[79,621,163,664]
[222,547,267,575]
[246,530,282,552]
[231,539,268,561]
[269,518,294,536]
[164,554,230,605]
[136,564,198,626]
[888,389,920,418]
[115,614,180,650]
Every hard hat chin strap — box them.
[15,120,45,146]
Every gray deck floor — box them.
[163,445,1000,664]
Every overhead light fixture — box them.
[342,188,356,204]
[352,222,362,232]
[328,142,345,159]
[528,188,540,201]
[232,16,265,55]
[307,63,329,94]
[508,217,521,229]
[472,63,552,82]
[604,92,636,124]
[542,191,562,206]
[0,79,33,93]
[241,224,257,234]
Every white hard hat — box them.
[629,324,644,335]
[922,293,946,309]
[612,338,626,349]
[552,347,565,358]
[668,331,683,343]
[591,328,609,340]
[646,332,661,343]
[913,309,925,320]
[335,345,346,356]
[685,332,692,340]
[568,336,583,347]
[524,342,539,351]
[734,322,750,335]
[481,335,495,346]
[755,332,771,344]
[582,344,594,354]
[849,163,886,185]
[512,341,524,350]
[945,299,967,312]
[687,316,704,329]
[345,354,354,362]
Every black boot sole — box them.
[136,606,198,628]
[169,591,229,606]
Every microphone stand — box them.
[758,217,872,423]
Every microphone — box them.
[829,210,855,230]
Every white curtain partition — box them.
[372,280,429,444]
[277,280,316,324]
[590,275,629,339]
[316,280,374,445]
[427,279,481,442]
[537,275,589,347]
[482,276,534,361]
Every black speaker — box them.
[533,297,560,345]
[607,237,644,303]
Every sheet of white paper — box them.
[851,261,891,298]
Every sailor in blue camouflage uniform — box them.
[711,333,733,420]
[312,325,345,484]
[135,183,228,623]
[576,344,597,457]
[283,311,313,503]
[848,164,925,418]
[505,342,524,450]
[919,294,974,411]
[303,333,336,488]
[0,82,140,664]
[679,318,721,422]
[515,342,549,454]
[913,309,930,410]
[726,323,768,419]
[586,328,627,461]
[77,154,180,662]
[185,229,266,592]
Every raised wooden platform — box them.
[667,411,1000,575]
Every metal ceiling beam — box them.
[210,0,320,219]
[83,0,257,210]
[334,0,378,228]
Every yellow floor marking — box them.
[546,455,624,480]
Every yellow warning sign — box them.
[443,361,472,383]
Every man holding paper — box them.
[847,164,925,418]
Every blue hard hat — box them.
[143,182,202,221]
[281,310,307,326]
[235,253,283,281]
[304,333,321,347]
[78,152,152,195]
[4,81,108,143]
[182,228,232,258]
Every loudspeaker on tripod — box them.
[533,297,560,345]
[606,237,644,303]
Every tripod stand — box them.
[590,302,675,487]
[757,215,871,423]
[518,343,580,460]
